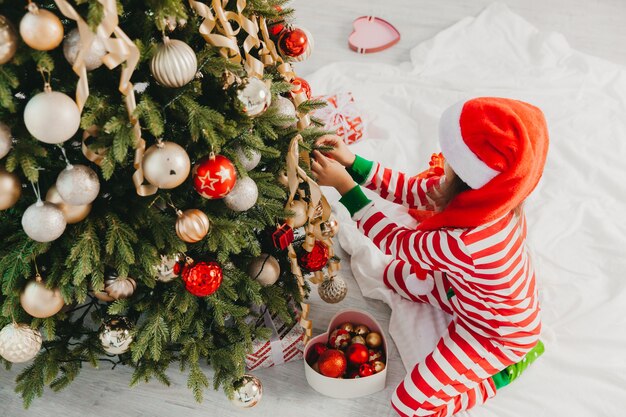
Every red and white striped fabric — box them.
[354,163,541,417]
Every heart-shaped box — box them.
[348,16,401,54]
[303,309,388,398]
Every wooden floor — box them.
[2,1,626,416]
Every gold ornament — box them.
[365,332,383,349]
[247,254,280,286]
[142,141,191,189]
[24,89,81,144]
[92,290,115,303]
[104,271,136,300]
[285,199,308,229]
[0,323,42,363]
[351,335,366,345]
[150,37,198,88]
[236,78,272,117]
[0,122,12,159]
[46,184,92,224]
[0,15,18,64]
[0,167,21,210]
[230,374,263,409]
[154,254,182,283]
[20,274,65,318]
[371,360,386,373]
[317,276,348,304]
[63,28,106,71]
[175,209,210,243]
[22,201,66,242]
[99,317,133,355]
[19,3,64,51]
[56,164,100,206]
[354,324,370,337]
[338,322,354,333]
[313,216,340,241]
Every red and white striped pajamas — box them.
[353,162,542,417]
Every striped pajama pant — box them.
[384,260,526,417]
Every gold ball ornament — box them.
[99,316,133,355]
[175,209,210,243]
[236,78,271,117]
[0,167,21,210]
[63,28,106,71]
[248,254,280,286]
[0,323,42,363]
[338,322,354,333]
[230,374,263,409]
[285,199,308,229]
[0,122,13,159]
[104,271,136,300]
[142,141,191,189]
[22,201,66,242]
[56,164,100,206]
[46,184,92,224]
[19,3,64,51]
[0,15,18,64]
[24,89,81,144]
[351,335,366,345]
[371,360,386,373]
[20,275,65,318]
[318,276,348,304]
[150,37,198,88]
[366,332,383,349]
[354,324,370,337]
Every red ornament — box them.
[268,5,285,37]
[306,342,328,365]
[345,343,369,366]
[181,261,223,297]
[291,77,311,99]
[328,328,351,350]
[278,28,308,57]
[297,241,329,272]
[358,363,374,378]
[192,153,237,199]
[318,349,347,378]
[272,223,294,250]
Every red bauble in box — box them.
[306,342,328,365]
[192,153,237,199]
[345,343,369,366]
[272,223,294,250]
[297,240,329,272]
[278,27,308,57]
[291,77,311,99]
[182,261,223,297]
[359,363,374,378]
[318,349,347,378]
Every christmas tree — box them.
[0,0,339,407]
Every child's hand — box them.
[315,135,356,167]
[311,151,356,195]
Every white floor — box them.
[2,1,626,416]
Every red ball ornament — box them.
[192,153,237,199]
[345,343,369,366]
[306,342,328,365]
[297,241,329,272]
[181,261,223,297]
[268,5,285,37]
[359,363,374,378]
[278,27,308,57]
[291,77,311,99]
[328,328,351,350]
[318,349,347,378]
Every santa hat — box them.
[418,97,549,231]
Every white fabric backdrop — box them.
[307,3,626,416]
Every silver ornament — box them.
[56,164,100,206]
[0,15,18,64]
[270,96,297,128]
[150,37,198,88]
[247,254,280,286]
[223,176,258,212]
[235,146,261,171]
[0,323,42,363]
[142,141,191,189]
[237,78,271,117]
[22,201,66,243]
[155,254,182,283]
[318,276,348,304]
[24,90,81,144]
[230,374,263,408]
[99,317,133,355]
[0,122,12,159]
[63,28,106,71]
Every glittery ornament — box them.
[19,3,63,51]
[318,276,347,304]
[328,328,351,350]
[63,28,106,71]
[104,270,136,300]
[142,141,191,189]
[359,363,374,378]
[278,27,308,57]
[20,275,64,318]
[317,349,347,378]
[236,78,271,117]
[150,37,198,88]
[154,254,183,283]
[369,349,383,363]
[56,164,100,206]
[366,331,383,349]
[0,323,42,363]
[297,241,330,272]
[192,154,237,199]
[285,199,308,229]
[0,167,21,210]
[353,324,370,337]
[306,342,328,365]
[351,335,366,345]
[224,176,258,212]
[0,122,12,160]
[269,96,297,128]
[235,146,261,171]
[175,209,210,243]
[22,201,66,242]
[99,316,133,355]
[24,90,81,144]
[338,322,354,333]
[45,184,91,224]
[371,360,386,373]
[345,343,369,366]
[181,261,223,297]
[230,374,263,409]
[0,16,18,64]
[247,254,280,286]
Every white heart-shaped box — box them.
[303,309,388,398]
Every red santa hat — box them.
[418,97,549,231]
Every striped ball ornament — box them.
[150,37,198,88]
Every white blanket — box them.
[307,3,626,416]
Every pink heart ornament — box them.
[349,16,401,54]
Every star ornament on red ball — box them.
[181,261,223,297]
[192,153,237,199]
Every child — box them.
[311,97,548,417]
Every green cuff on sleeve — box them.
[347,155,374,185]
[339,185,372,217]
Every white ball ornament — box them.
[270,96,297,128]
[63,28,106,71]
[0,122,12,159]
[56,164,100,206]
[150,37,198,88]
[24,89,81,144]
[20,275,65,318]
[223,176,258,212]
[142,141,191,189]
[0,323,42,363]
[22,201,67,242]
[235,146,261,171]
[237,78,271,117]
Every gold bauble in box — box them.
[365,331,383,349]
[46,184,92,224]
[20,275,65,318]
[150,37,198,88]
[142,141,191,189]
[175,209,210,243]
[19,4,64,51]
[0,167,21,210]
[353,324,370,337]
[285,199,308,229]
[0,15,18,64]
[247,254,280,286]
[0,323,42,363]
